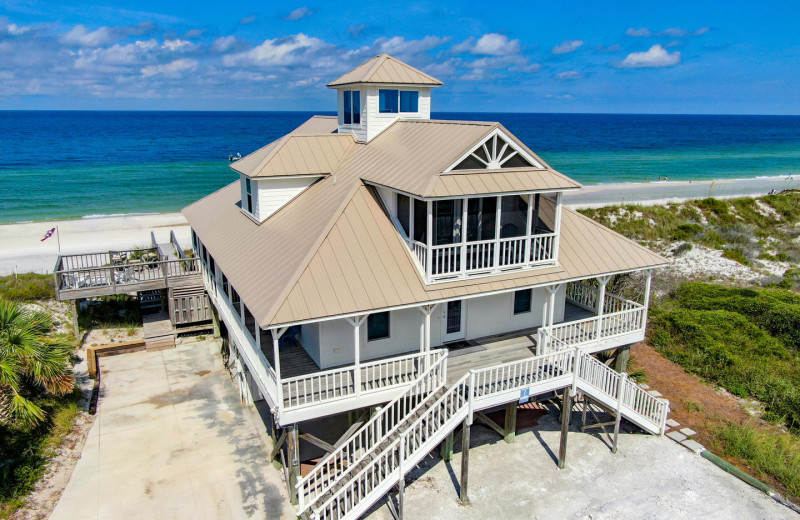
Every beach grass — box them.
[579,191,800,269]
[0,273,54,301]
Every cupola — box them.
[327,54,443,142]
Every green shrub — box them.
[0,274,54,301]
[674,242,693,257]
[672,223,704,241]
[721,248,750,266]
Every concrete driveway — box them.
[50,340,293,520]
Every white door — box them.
[442,300,466,343]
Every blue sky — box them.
[1,1,799,113]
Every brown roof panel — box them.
[230,134,356,178]
[327,54,443,87]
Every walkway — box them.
[50,340,294,520]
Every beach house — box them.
[183,54,669,519]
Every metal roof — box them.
[230,134,356,178]
[327,54,443,87]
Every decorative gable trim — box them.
[443,127,545,173]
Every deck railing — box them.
[282,350,440,410]
[566,281,641,315]
[538,304,646,355]
[424,232,557,281]
[55,257,201,292]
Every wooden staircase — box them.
[295,348,669,520]
[143,311,175,351]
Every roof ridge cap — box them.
[364,54,389,82]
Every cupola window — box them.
[379,89,419,114]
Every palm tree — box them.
[0,298,74,425]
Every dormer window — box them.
[343,90,361,125]
[379,89,419,114]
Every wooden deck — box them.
[446,302,595,384]
[143,312,175,350]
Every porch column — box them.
[552,192,563,264]
[348,315,367,396]
[547,285,558,327]
[643,269,653,318]
[426,201,433,280]
[595,276,610,339]
[460,197,468,276]
[524,193,534,264]
[272,327,288,409]
[493,195,502,270]
[541,292,549,330]
[408,196,415,245]
[418,304,437,371]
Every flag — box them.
[41,228,56,242]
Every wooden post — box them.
[440,431,454,461]
[272,327,287,410]
[547,285,558,327]
[211,305,221,338]
[558,390,572,469]
[595,276,609,339]
[615,345,631,373]
[459,419,471,504]
[426,201,433,281]
[504,401,517,443]
[613,372,627,454]
[287,424,300,505]
[71,299,80,340]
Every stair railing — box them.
[296,349,448,513]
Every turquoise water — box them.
[1,111,799,223]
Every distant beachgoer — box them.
[664,176,669,181]
[658,176,662,181]
[768,189,776,195]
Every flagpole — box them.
[56,225,61,253]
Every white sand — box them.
[0,213,190,275]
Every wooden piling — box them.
[287,425,300,505]
[558,391,572,469]
[440,431,454,461]
[504,401,517,443]
[459,420,471,504]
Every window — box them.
[514,289,532,315]
[379,89,419,114]
[379,89,399,113]
[342,90,361,125]
[400,91,418,112]
[368,312,390,341]
[396,193,410,236]
[245,177,253,214]
[413,198,427,243]
[191,230,197,248]
[222,273,229,295]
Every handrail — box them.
[296,350,448,513]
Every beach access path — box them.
[2,176,796,275]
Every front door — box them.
[442,300,466,343]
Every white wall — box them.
[317,307,423,369]
[336,86,431,142]
[302,286,567,368]
[299,322,322,367]
[254,176,318,222]
[337,88,368,142]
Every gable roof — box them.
[327,54,443,87]
[230,134,356,178]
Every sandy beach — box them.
[0,213,190,275]
[1,175,797,275]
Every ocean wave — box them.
[81,212,161,219]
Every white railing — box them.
[539,304,646,354]
[424,233,558,281]
[498,236,527,267]
[282,350,435,410]
[303,345,669,520]
[470,348,576,398]
[566,281,599,310]
[313,372,470,520]
[297,350,448,512]
[208,278,279,406]
[577,353,669,434]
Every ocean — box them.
[1,111,799,223]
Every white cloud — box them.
[285,7,314,21]
[223,33,330,67]
[162,39,192,51]
[1,20,32,36]
[141,58,197,77]
[626,27,652,37]
[454,33,520,56]
[556,70,582,79]
[212,36,238,53]
[694,27,711,35]
[662,27,688,37]
[552,40,583,54]
[240,15,257,24]
[61,25,115,47]
[370,35,448,56]
[615,44,681,68]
